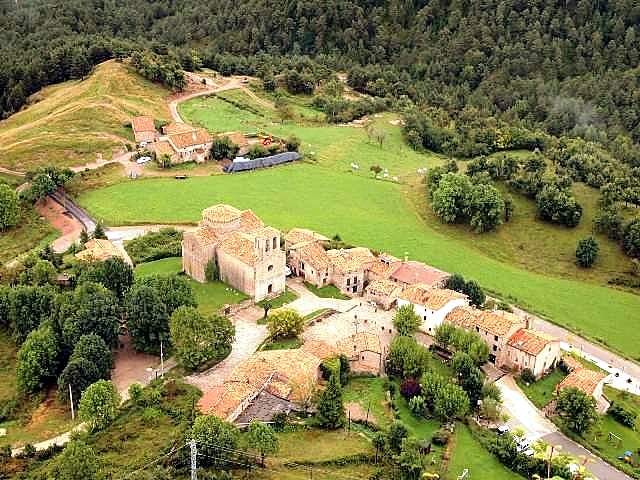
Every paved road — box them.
[496,375,632,480]
[49,190,96,233]
[185,306,267,391]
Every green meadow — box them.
[80,163,640,358]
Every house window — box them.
[268,284,273,294]
[347,278,351,286]
[423,316,427,321]
[494,335,498,341]
[301,262,305,271]
[268,265,274,272]
[273,237,277,249]
[492,345,497,352]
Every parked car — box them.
[136,156,152,165]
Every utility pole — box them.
[189,439,197,480]
[69,384,75,420]
[160,338,164,378]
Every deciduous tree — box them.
[79,380,121,431]
[16,325,60,393]
[393,304,421,336]
[556,387,598,434]
[0,184,19,231]
[247,420,279,466]
[575,237,599,267]
[266,308,304,339]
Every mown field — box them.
[0,60,170,171]
[80,161,640,358]
[134,257,249,314]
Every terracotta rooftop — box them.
[477,310,526,337]
[75,239,129,263]
[132,115,155,133]
[285,228,329,247]
[240,209,265,230]
[191,226,222,247]
[301,340,338,360]
[163,122,195,135]
[168,128,212,150]
[203,204,242,224]
[298,241,331,271]
[390,261,449,286]
[336,332,382,358]
[508,328,558,356]
[445,306,481,330]
[150,140,175,157]
[561,355,583,372]
[366,279,402,297]
[399,284,466,310]
[557,367,607,397]
[219,231,259,266]
[367,254,401,278]
[326,247,375,273]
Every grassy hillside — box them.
[78,163,640,358]
[0,60,170,172]
[0,208,57,266]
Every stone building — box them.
[504,328,560,378]
[397,284,468,335]
[326,247,376,295]
[182,204,285,301]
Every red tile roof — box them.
[132,115,155,133]
[508,328,558,356]
[390,261,449,286]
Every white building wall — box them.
[397,298,468,335]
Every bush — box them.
[575,237,599,267]
[520,368,536,384]
[400,378,421,399]
[431,428,451,446]
[623,219,640,259]
[205,260,219,281]
[124,228,183,264]
[285,136,300,152]
[609,402,637,429]
[393,304,421,336]
[78,380,121,431]
[128,383,144,406]
[408,395,425,416]
[209,136,240,160]
[266,308,304,339]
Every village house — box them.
[335,332,383,374]
[75,238,133,266]
[366,253,402,282]
[182,204,285,302]
[144,121,213,165]
[198,341,334,423]
[131,115,157,145]
[364,279,402,310]
[284,228,331,287]
[446,306,526,366]
[556,361,610,413]
[397,284,468,334]
[389,260,449,289]
[326,247,376,295]
[504,328,560,379]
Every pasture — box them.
[80,162,640,358]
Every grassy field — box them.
[134,257,249,314]
[445,426,524,480]
[343,377,393,428]
[257,287,299,309]
[304,282,351,300]
[261,336,302,351]
[0,60,170,171]
[516,369,566,408]
[0,208,57,266]
[79,162,640,358]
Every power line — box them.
[115,443,188,480]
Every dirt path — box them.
[168,75,245,123]
[0,166,25,177]
[35,197,84,252]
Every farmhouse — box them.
[335,332,383,374]
[504,328,560,379]
[165,128,212,163]
[367,253,402,282]
[182,204,285,301]
[326,247,376,295]
[75,238,133,266]
[389,260,449,288]
[198,341,334,422]
[397,284,468,334]
[364,279,402,310]
[556,365,610,413]
[131,115,156,145]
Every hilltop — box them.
[0,61,170,172]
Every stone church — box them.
[182,204,286,302]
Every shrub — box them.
[285,136,300,152]
[408,395,425,416]
[575,237,599,268]
[623,219,640,259]
[128,383,144,406]
[520,368,536,384]
[209,136,240,160]
[400,378,421,399]
[205,260,219,281]
[431,428,451,446]
[266,308,304,339]
[393,304,421,336]
[78,380,121,431]
[124,228,183,264]
[609,402,637,429]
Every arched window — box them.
[268,265,274,272]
